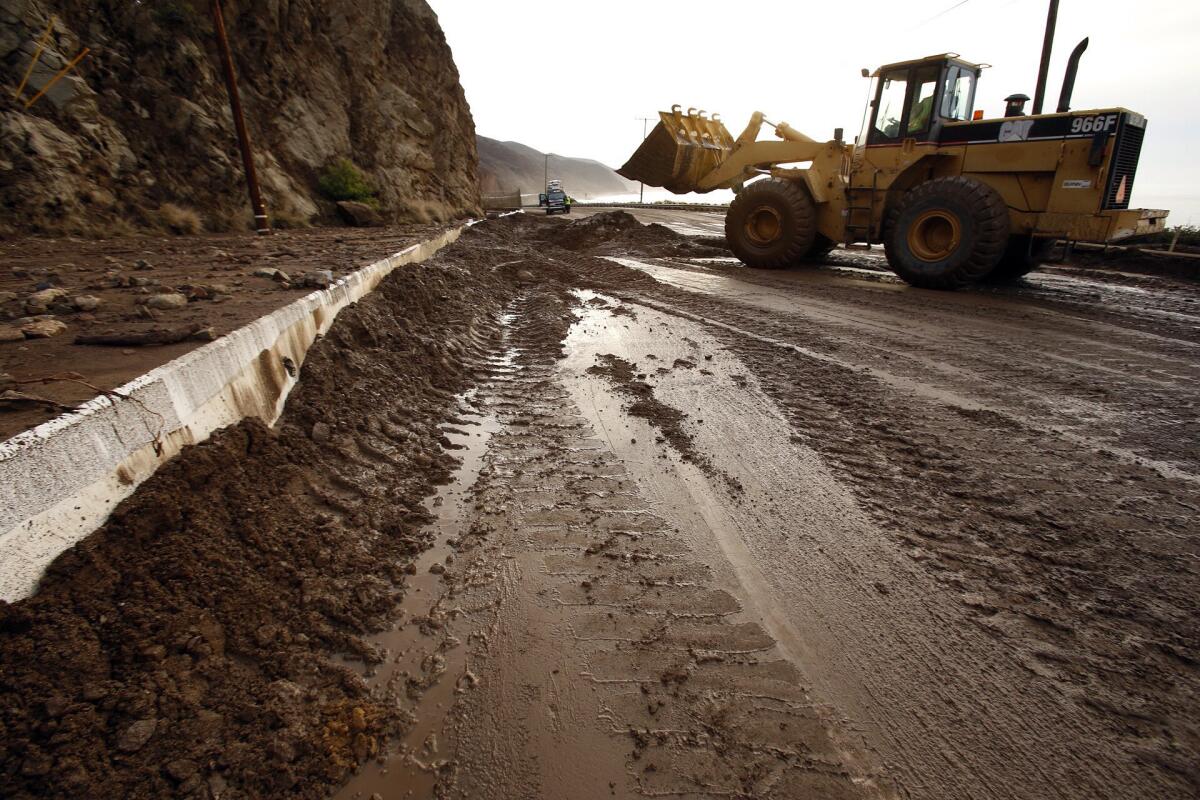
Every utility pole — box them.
[635,116,653,204]
[544,153,549,189]
[211,0,270,235]
[1032,0,1059,115]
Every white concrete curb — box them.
[0,224,468,601]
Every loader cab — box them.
[863,55,980,147]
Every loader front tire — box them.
[884,177,1009,289]
[725,178,817,269]
[984,236,1054,282]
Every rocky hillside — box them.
[0,0,480,236]
[477,136,637,199]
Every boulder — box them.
[146,293,188,310]
[21,318,67,338]
[302,270,334,288]
[25,287,69,313]
[252,268,290,283]
[336,200,383,227]
[72,295,102,311]
[0,326,24,342]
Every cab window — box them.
[906,66,940,135]
[941,66,975,121]
[873,71,908,140]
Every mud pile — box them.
[0,223,539,798]
[0,0,478,236]
[547,210,728,257]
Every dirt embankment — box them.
[1,0,478,235]
[0,224,446,440]
[0,222,535,798]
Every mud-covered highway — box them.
[344,210,1200,799]
[2,210,1196,799]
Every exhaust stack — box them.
[1056,38,1089,113]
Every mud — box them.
[2,210,1198,799]
[0,223,521,798]
[0,224,447,440]
[545,210,728,258]
[586,350,741,494]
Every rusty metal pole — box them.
[210,0,270,234]
[1032,0,1059,115]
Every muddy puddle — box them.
[333,322,520,799]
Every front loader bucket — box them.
[618,106,734,194]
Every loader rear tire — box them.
[725,178,817,269]
[884,177,1009,289]
[984,236,1054,282]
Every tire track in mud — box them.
[444,217,1196,798]
[554,293,1191,800]
[582,283,1200,799]
[607,255,1200,471]
[427,292,891,799]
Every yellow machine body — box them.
[618,55,1167,251]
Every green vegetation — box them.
[318,159,378,207]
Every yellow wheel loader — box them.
[618,53,1168,289]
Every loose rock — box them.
[336,200,384,227]
[21,319,67,339]
[303,270,334,288]
[146,293,188,310]
[116,719,157,753]
[164,759,197,782]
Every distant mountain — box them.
[477,136,638,199]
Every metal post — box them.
[1032,0,1059,115]
[544,153,548,189]
[211,0,270,235]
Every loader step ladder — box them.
[844,171,879,251]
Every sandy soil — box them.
[1,211,1197,799]
[0,225,447,440]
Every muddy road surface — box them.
[2,211,1197,799]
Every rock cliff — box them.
[0,0,480,236]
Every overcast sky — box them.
[430,0,1200,223]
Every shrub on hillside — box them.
[158,203,203,235]
[318,159,377,206]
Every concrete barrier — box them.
[0,224,468,602]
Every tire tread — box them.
[725,179,817,269]
[884,177,1010,289]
